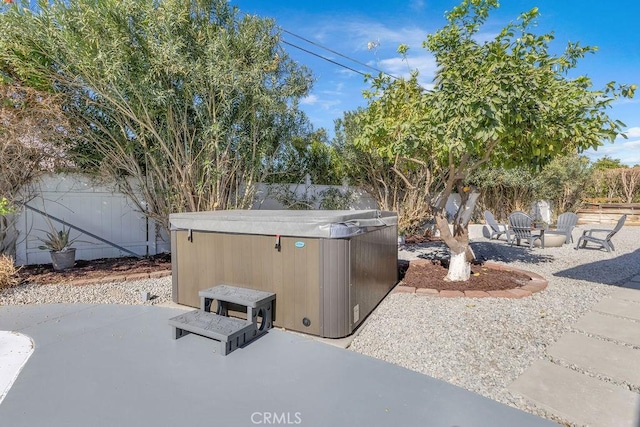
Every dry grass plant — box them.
[0,254,20,289]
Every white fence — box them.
[14,174,169,266]
[10,174,378,266]
[252,180,377,210]
[10,174,530,266]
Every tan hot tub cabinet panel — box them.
[170,210,398,338]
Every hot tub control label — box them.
[294,241,305,248]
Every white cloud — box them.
[307,17,429,54]
[335,68,362,78]
[305,17,496,91]
[301,94,318,105]
[420,81,436,91]
[345,22,429,53]
[318,99,341,111]
[619,139,640,150]
[377,57,410,75]
[312,15,501,56]
[585,138,640,166]
[379,54,436,79]
[320,82,345,97]
[623,127,640,138]
[375,57,435,89]
[302,93,341,111]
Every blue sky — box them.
[231,1,640,166]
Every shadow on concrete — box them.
[554,248,640,288]
[471,241,554,265]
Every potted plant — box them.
[398,229,406,245]
[37,225,79,271]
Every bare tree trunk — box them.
[433,156,478,282]
[448,251,470,281]
[620,168,640,204]
[434,211,475,281]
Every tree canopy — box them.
[355,0,635,280]
[0,0,313,228]
[592,156,628,170]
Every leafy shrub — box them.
[271,185,316,210]
[469,167,540,221]
[470,155,593,222]
[37,226,79,252]
[537,155,592,213]
[319,188,355,210]
[0,197,14,216]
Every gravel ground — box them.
[0,276,172,306]
[2,224,639,424]
[350,225,640,424]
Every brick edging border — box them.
[392,261,547,299]
[66,270,172,286]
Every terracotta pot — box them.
[50,249,76,271]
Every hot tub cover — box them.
[169,209,397,238]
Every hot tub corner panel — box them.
[319,239,351,338]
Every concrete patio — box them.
[0,303,554,427]
[509,276,640,427]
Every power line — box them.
[238,11,399,81]
[280,40,368,78]
[283,36,429,93]
[280,28,398,80]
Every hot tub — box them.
[170,210,398,338]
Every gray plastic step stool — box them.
[168,310,254,355]
[169,284,276,356]
[200,284,276,336]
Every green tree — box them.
[592,156,627,170]
[587,165,640,203]
[267,126,345,185]
[587,156,629,202]
[470,155,590,222]
[469,167,540,221]
[336,107,438,233]
[537,155,592,214]
[357,0,634,280]
[0,0,312,229]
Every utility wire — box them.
[239,11,399,81]
[281,40,368,78]
[280,28,399,80]
[240,10,410,85]
[283,36,429,93]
